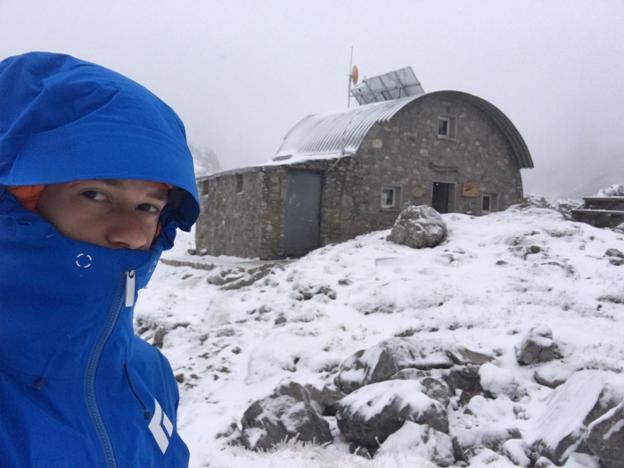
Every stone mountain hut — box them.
[196,69,533,259]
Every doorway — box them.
[432,182,455,214]
[284,171,322,257]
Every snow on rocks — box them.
[239,382,332,450]
[138,201,624,468]
[586,401,624,468]
[333,338,455,393]
[479,362,526,401]
[377,422,454,467]
[528,370,624,465]
[387,205,447,248]
[516,324,562,366]
[605,248,624,266]
[336,380,449,450]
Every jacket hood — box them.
[0,51,199,232]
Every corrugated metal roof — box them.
[274,95,419,162]
[273,91,533,169]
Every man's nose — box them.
[105,211,150,250]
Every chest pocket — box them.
[123,363,175,455]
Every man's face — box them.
[37,179,169,250]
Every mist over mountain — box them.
[188,143,221,178]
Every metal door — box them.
[432,182,452,213]
[284,171,322,257]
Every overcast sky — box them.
[2,0,623,197]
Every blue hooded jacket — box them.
[0,52,199,467]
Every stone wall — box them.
[196,169,266,258]
[324,93,524,240]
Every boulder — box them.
[605,248,624,266]
[502,439,531,467]
[533,364,572,389]
[387,205,447,249]
[336,380,449,450]
[529,370,624,464]
[516,324,561,366]
[334,338,454,394]
[479,363,526,401]
[377,422,455,466]
[303,384,345,416]
[445,365,484,404]
[239,382,332,450]
[391,365,484,406]
[453,425,522,461]
[585,402,624,468]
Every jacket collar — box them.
[0,189,166,380]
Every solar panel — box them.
[350,67,424,105]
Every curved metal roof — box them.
[274,95,420,161]
[274,91,533,169]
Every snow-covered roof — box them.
[274,91,534,169]
[274,96,419,163]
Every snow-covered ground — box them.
[135,201,624,468]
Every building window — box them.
[381,185,401,209]
[437,116,457,139]
[482,193,497,213]
[235,174,244,193]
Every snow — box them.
[339,380,432,421]
[378,422,454,465]
[134,203,624,467]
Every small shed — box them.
[196,88,533,259]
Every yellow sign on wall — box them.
[462,182,480,198]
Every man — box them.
[0,52,198,467]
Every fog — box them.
[2,0,623,197]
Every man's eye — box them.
[138,203,161,214]
[82,190,107,201]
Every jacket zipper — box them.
[84,271,133,468]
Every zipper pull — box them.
[125,270,136,307]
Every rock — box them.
[529,370,624,465]
[479,363,526,401]
[585,402,624,467]
[387,205,447,249]
[334,338,454,393]
[453,425,522,461]
[605,248,624,266]
[216,422,243,446]
[336,380,449,450]
[239,382,332,450]
[502,439,531,466]
[152,327,168,349]
[448,347,495,366]
[445,365,484,404]
[391,365,482,407]
[534,456,556,467]
[420,377,452,408]
[533,364,572,389]
[303,384,346,417]
[605,248,624,258]
[377,422,455,466]
[516,324,561,365]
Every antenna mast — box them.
[347,46,359,108]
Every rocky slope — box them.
[136,201,624,468]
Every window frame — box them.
[235,174,244,193]
[481,193,497,214]
[437,116,457,140]
[381,185,401,210]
